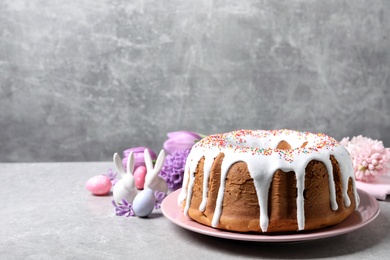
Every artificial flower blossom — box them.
[340,135,390,182]
[159,149,191,191]
[122,146,157,171]
[163,131,201,154]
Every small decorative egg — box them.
[134,166,147,190]
[132,188,156,217]
[86,175,112,195]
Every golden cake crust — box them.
[179,130,359,233]
[185,153,356,233]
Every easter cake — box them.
[178,129,359,233]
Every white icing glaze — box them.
[178,129,360,232]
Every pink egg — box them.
[86,175,112,195]
[134,166,147,190]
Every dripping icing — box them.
[178,129,359,232]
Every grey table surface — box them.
[1,162,389,260]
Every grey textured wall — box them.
[1,0,389,162]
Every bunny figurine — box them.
[112,152,138,205]
[144,149,168,194]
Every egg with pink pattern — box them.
[86,175,112,195]
[134,165,147,190]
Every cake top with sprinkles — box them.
[193,129,340,162]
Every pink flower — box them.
[122,147,157,171]
[340,136,390,182]
[163,131,202,154]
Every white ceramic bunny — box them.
[129,149,167,217]
[144,149,168,194]
[112,152,138,204]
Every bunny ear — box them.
[126,151,135,174]
[144,149,167,191]
[113,153,126,176]
[144,149,154,172]
[154,149,167,173]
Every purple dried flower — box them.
[112,199,135,217]
[159,149,190,191]
[154,191,167,209]
[105,168,118,186]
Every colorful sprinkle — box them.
[194,129,339,162]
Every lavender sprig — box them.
[105,168,118,186]
[154,191,167,209]
[112,199,135,217]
